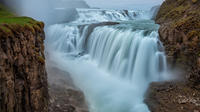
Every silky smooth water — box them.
[46,9,169,112]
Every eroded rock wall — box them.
[145,0,200,111]
[0,23,48,112]
[156,0,200,84]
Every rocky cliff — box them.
[146,0,200,111]
[156,0,200,83]
[0,5,48,112]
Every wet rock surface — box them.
[146,0,200,111]
[0,22,48,112]
[47,64,88,112]
[145,82,200,112]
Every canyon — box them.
[0,0,200,112]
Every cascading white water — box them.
[46,9,169,112]
[87,25,167,84]
[72,8,150,23]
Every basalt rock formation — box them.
[0,5,48,112]
[156,0,200,84]
[146,0,200,111]
[47,65,89,112]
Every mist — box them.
[3,0,89,25]
[2,0,164,24]
[85,0,164,10]
[47,49,150,112]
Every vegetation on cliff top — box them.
[156,0,200,62]
[156,0,200,37]
[0,4,44,34]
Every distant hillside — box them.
[2,0,90,25]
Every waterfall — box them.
[46,9,169,112]
[87,26,167,84]
[72,8,150,23]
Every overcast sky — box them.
[84,0,164,10]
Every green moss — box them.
[161,3,190,22]
[1,17,35,25]
[0,25,11,33]
[0,4,44,34]
[157,0,200,39]
[156,0,200,23]
[0,17,44,32]
[37,56,45,64]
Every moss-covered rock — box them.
[0,4,44,34]
[0,4,48,112]
[146,0,200,111]
[156,0,200,84]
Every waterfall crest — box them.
[72,8,150,23]
[46,9,169,112]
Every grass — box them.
[0,4,44,34]
[0,4,46,64]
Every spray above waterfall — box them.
[72,8,151,23]
[46,8,170,112]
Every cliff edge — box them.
[145,0,200,111]
[0,4,48,112]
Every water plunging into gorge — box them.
[46,8,169,112]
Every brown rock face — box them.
[0,23,48,112]
[146,0,200,111]
[156,0,200,84]
[145,82,200,112]
[47,62,88,112]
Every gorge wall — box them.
[146,0,200,111]
[0,5,48,112]
[156,0,200,83]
